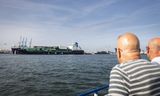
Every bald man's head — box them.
[147,37,160,60]
[148,38,160,49]
[117,32,141,63]
[118,33,140,51]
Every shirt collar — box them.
[151,56,160,64]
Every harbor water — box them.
[0,54,147,96]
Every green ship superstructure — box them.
[11,38,84,55]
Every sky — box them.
[0,0,160,52]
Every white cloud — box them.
[0,0,160,51]
[82,0,120,14]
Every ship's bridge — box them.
[68,42,82,50]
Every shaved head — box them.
[118,33,140,51]
[148,37,160,50]
[147,37,160,60]
[117,32,141,63]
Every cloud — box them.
[0,0,76,13]
[70,0,160,33]
[0,0,160,51]
[0,0,77,26]
[80,0,120,15]
[0,0,122,31]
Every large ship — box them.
[11,39,84,55]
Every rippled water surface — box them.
[0,54,147,96]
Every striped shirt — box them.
[107,59,160,96]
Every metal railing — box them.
[78,85,109,96]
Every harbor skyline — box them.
[0,0,160,52]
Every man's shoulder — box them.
[112,59,151,71]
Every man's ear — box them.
[117,49,121,58]
[146,47,149,54]
[158,50,160,55]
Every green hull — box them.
[12,47,84,55]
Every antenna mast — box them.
[25,37,27,47]
[29,38,32,48]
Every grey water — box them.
[0,54,147,96]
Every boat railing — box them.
[78,85,109,96]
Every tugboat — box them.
[11,38,84,55]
